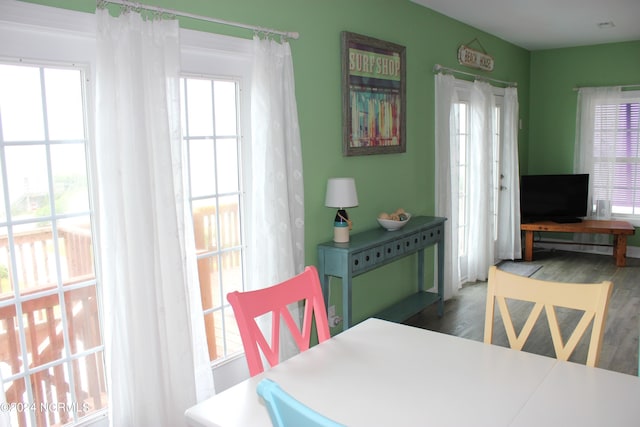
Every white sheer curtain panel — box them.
[575,87,623,212]
[434,73,461,298]
[0,374,8,427]
[247,36,305,361]
[94,9,213,426]
[574,87,622,247]
[465,81,496,282]
[496,87,522,259]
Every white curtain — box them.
[435,75,521,286]
[575,87,623,214]
[496,87,522,259]
[247,36,305,361]
[465,81,496,282]
[0,372,8,427]
[434,73,460,299]
[95,9,213,426]
[574,87,622,247]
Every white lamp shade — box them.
[325,178,359,208]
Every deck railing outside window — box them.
[0,225,106,427]
[0,62,106,427]
[192,203,243,361]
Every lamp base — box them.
[333,208,351,243]
[333,226,350,243]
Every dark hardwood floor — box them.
[405,249,640,376]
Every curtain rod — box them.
[433,64,517,88]
[100,0,299,39]
[573,84,640,92]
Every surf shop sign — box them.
[341,32,406,156]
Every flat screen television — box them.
[520,174,589,223]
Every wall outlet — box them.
[328,305,342,327]
[328,305,336,318]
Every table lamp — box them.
[325,177,359,243]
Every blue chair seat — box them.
[256,378,345,427]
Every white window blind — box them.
[592,101,640,215]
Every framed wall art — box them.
[341,31,406,156]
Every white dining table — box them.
[185,317,640,427]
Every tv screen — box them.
[520,174,589,223]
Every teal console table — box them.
[317,215,446,331]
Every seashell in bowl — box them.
[377,213,411,231]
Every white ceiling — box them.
[411,0,640,50]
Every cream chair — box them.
[484,265,613,367]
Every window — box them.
[178,29,252,379]
[0,62,106,426]
[2,0,254,403]
[492,105,501,241]
[592,96,640,217]
[454,102,468,257]
[180,76,245,363]
[454,102,502,254]
[452,81,505,283]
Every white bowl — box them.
[377,213,412,231]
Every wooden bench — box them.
[521,219,635,267]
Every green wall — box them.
[529,40,640,245]
[26,0,531,327]
[529,40,640,175]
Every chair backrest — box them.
[256,378,345,427]
[227,265,331,377]
[484,265,613,367]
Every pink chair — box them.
[227,265,331,377]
